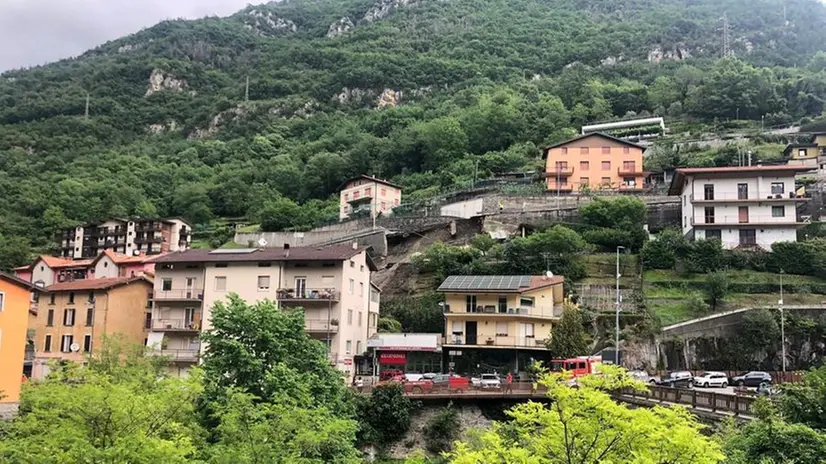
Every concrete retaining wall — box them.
[235,229,389,256]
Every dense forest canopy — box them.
[2,0,826,266]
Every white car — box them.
[471,374,501,389]
[404,373,424,382]
[693,372,729,388]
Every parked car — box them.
[629,370,657,384]
[730,371,772,387]
[656,371,694,388]
[382,375,434,394]
[693,372,729,388]
[404,373,424,382]
[379,369,403,381]
[471,374,502,389]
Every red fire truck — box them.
[550,356,603,378]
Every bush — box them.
[640,229,686,270]
[769,241,817,275]
[681,239,725,273]
[357,383,412,446]
[423,404,460,454]
[705,271,730,310]
[580,227,634,251]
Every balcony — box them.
[152,348,199,363]
[304,319,339,333]
[618,167,645,176]
[545,166,575,177]
[691,215,807,227]
[277,288,339,303]
[136,223,163,232]
[151,318,201,332]
[135,235,164,244]
[442,335,549,350]
[153,289,204,302]
[445,305,562,320]
[690,192,807,203]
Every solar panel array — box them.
[438,275,531,291]
[209,248,259,254]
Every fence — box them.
[619,385,757,416]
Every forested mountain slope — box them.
[2,0,826,267]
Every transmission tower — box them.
[721,13,731,58]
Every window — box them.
[350,260,355,268]
[360,265,365,272]
[496,322,508,336]
[738,206,749,223]
[739,229,757,246]
[257,276,270,291]
[704,184,714,201]
[601,146,610,154]
[557,177,568,186]
[47,309,54,327]
[601,177,611,185]
[498,296,507,313]
[214,276,227,291]
[44,335,52,352]
[799,149,807,158]
[561,147,568,154]
[295,278,307,297]
[358,311,362,326]
[580,147,589,155]
[356,341,362,354]
[622,161,636,172]
[349,279,354,295]
[359,282,364,296]
[61,335,73,353]
[365,187,372,196]
[85,308,94,326]
[706,229,722,240]
[68,292,75,304]
[704,207,715,224]
[87,291,95,304]
[580,161,589,171]
[348,309,353,325]
[83,334,92,353]
[580,177,589,186]
[49,294,55,305]
[465,295,477,312]
[623,146,630,154]
[381,188,387,196]
[145,312,152,329]
[520,297,535,307]
[0,292,3,311]
[737,183,749,200]
[452,320,463,335]
[521,322,535,338]
[601,161,611,171]
[345,340,352,355]
[771,182,785,195]
[554,161,568,170]
[257,262,271,267]
[63,308,75,326]
[772,206,785,217]
[623,177,636,186]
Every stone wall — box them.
[234,229,388,256]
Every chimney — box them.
[352,242,358,250]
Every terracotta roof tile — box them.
[153,244,377,270]
[45,276,151,292]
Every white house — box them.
[669,166,812,250]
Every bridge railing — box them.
[618,385,757,416]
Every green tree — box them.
[378,316,402,333]
[779,366,826,431]
[257,197,304,232]
[424,404,460,454]
[0,234,31,271]
[449,366,724,463]
[579,197,648,250]
[356,383,412,447]
[503,226,590,280]
[640,228,686,270]
[704,271,730,311]
[547,303,590,358]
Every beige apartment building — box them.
[150,244,380,379]
[29,276,153,379]
[339,175,402,220]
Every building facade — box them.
[29,277,153,379]
[438,275,564,373]
[150,244,380,379]
[785,133,826,171]
[0,273,37,402]
[59,218,191,259]
[669,166,811,250]
[543,133,646,193]
[15,251,156,286]
[339,175,402,220]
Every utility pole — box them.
[84,92,90,120]
[615,246,625,365]
[245,75,250,102]
[721,13,731,58]
[780,270,786,373]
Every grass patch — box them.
[236,223,261,233]
[644,269,826,285]
[190,239,211,249]
[650,302,699,326]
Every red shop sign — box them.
[379,352,407,365]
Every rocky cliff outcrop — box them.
[145,69,188,97]
[363,0,413,22]
[243,9,297,36]
[377,88,402,108]
[647,45,692,63]
[189,104,252,139]
[327,17,354,37]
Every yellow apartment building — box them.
[438,274,565,373]
[544,132,646,193]
[29,276,153,379]
[0,272,38,403]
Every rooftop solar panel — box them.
[438,275,531,291]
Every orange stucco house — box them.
[0,272,37,403]
[543,133,646,193]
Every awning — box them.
[146,332,165,348]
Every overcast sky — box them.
[0,0,257,72]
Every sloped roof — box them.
[91,249,154,266]
[45,276,152,292]
[0,272,36,290]
[338,175,403,191]
[153,244,378,270]
[542,132,645,158]
[668,165,815,195]
[437,275,564,293]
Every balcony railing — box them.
[277,288,339,302]
[691,215,805,226]
[136,223,163,232]
[153,289,204,301]
[547,166,575,177]
[443,335,549,349]
[304,319,339,333]
[135,236,164,244]
[152,348,199,362]
[690,192,805,202]
[151,318,201,331]
[618,167,644,176]
[445,305,562,319]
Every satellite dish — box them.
[257,238,268,247]
[133,250,141,256]
[70,343,80,352]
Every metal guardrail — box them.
[305,319,339,333]
[618,385,756,416]
[277,289,339,301]
[151,318,200,331]
[153,289,204,301]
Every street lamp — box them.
[615,246,625,365]
[779,270,786,373]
